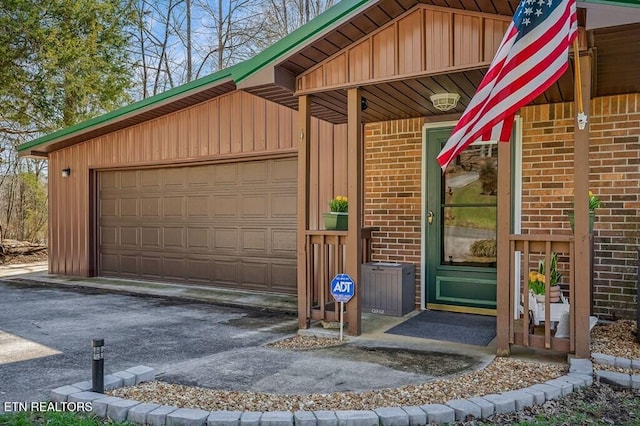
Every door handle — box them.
[427,210,434,225]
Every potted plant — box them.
[528,252,562,303]
[528,271,546,303]
[323,195,348,230]
[568,190,601,233]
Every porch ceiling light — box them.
[430,93,460,112]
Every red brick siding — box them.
[363,94,638,318]
[365,118,425,307]
[521,94,640,320]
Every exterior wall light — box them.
[430,93,461,112]
[361,97,368,111]
[61,168,71,177]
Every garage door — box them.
[98,158,297,294]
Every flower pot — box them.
[323,212,348,230]
[567,211,595,233]
[549,285,562,303]
[535,294,546,304]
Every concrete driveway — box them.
[0,277,490,407]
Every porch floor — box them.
[302,310,568,365]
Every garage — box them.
[98,157,297,294]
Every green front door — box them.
[425,126,497,315]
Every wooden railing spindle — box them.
[305,229,372,326]
[510,234,577,353]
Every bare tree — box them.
[186,0,192,81]
[127,0,339,98]
[131,0,151,98]
[128,0,184,96]
[256,0,335,49]
[195,0,264,74]
[0,133,48,243]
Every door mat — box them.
[385,310,496,346]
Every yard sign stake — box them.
[330,274,355,341]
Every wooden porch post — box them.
[297,95,311,330]
[496,139,512,356]
[346,87,362,336]
[573,51,592,358]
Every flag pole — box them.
[573,37,587,129]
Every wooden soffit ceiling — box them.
[243,0,524,123]
[245,0,639,124]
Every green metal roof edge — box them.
[232,0,370,83]
[578,0,640,7]
[18,0,370,154]
[17,66,237,152]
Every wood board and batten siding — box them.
[48,91,349,291]
[297,6,511,93]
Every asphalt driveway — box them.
[0,279,487,407]
[0,280,302,404]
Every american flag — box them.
[437,0,578,171]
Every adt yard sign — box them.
[330,273,355,341]
[330,273,354,303]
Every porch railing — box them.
[304,228,372,323]
[509,234,577,353]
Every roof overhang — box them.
[580,0,640,29]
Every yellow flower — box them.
[529,271,545,284]
[329,195,348,213]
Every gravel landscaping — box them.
[109,320,639,416]
[110,356,565,412]
[591,320,639,360]
[110,342,565,412]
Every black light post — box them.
[92,338,104,393]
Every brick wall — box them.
[365,118,425,307]
[363,94,638,318]
[520,93,640,320]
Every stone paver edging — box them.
[591,352,640,391]
[48,357,624,426]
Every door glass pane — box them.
[441,141,497,268]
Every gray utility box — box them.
[362,262,415,317]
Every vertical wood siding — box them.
[372,26,396,79]
[398,10,423,75]
[484,19,510,62]
[297,5,511,93]
[348,39,371,82]
[425,9,452,70]
[48,91,347,276]
[453,14,482,66]
[324,53,348,87]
